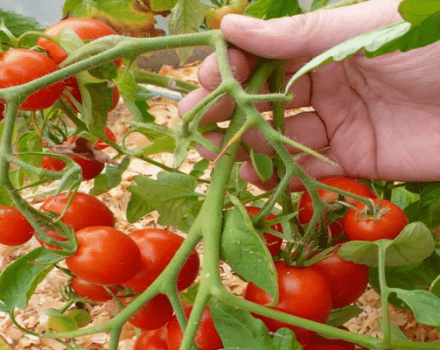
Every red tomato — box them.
[37,18,122,67]
[305,343,348,350]
[96,126,117,150]
[0,205,33,246]
[298,177,376,237]
[307,326,356,350]
[0,104,4,121]
[244,262,332,346]
[70,277,115,302]
[66,226,141,285]
[127,294,174,330]
[344,199,408,241]
[123,229,200,293]
[41,192,115,232]
[134,326,168,350]
[245,206,283,257]
[64,83,120,113]
[166,307,223,350]
[42,155,66,171]
[35,229,68,250]
[310,249,369,308]
[0,49,64,111]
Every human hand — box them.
[179,0,440,191]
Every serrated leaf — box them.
[0,9,43,49]
[90,156,130,196]
[326,305,363,327]
[220,206,278,299]
[209,299,274,349]
[126,172,200,225]
[250,150,273,181]
[391,288,440,327]
[0,248,63,312]
[338,222,434,267]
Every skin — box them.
[179,0,440,191]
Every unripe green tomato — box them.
[205,0,249,29]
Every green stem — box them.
[378,243,392,345]
[132,69,199,93]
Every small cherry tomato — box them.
[244,262,332,346]
[0,205,33,246]
[123,228,200,293]
[166,307,223,350]
[344,198,408,241]
[96,126,117,150]
[205,0,249,29]
[0,49,64,111]
[70,277,115,302]
[127,294,174,330]
[134,325,168,350]
[42,155,66,171]
[41,192,115,232]
[310,249,369,308]
[298,177,376,237]
[245,206,283,257]
[65,226,141,285]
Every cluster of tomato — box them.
[0,18,121,180]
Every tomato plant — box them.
[244,262,333,346]
[134,325,168,350]
[0,49,64,111]
[95,126,117,150]
[205,0,250,29]
[41,191,115,232]
[126,294,174,330]
[64,83,120,113]
[70,277,115,302]
[166,307,223,350]
[245,206,283,256]
[123,228,200,293]
[344,199,408,241]
[0,205,33,246]
[65,226,141,285]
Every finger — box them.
[195,131,249,162]
[220,0,401,59]
[177,88,236,125]
[239,161,279,192]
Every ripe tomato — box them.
[344,198,408,241]
[134,326,168,350]
[307,326,356,350]
[0,49,64,111]
[64,82,120,113]
[41,192,115,232]
[205,0,249,29]
[70,277,115,302]
[96,126,117,150]
[66,226,141,285]
[310,249,369,308]
[245,206,283,257]
[35,229,68,250]
[244,262,332,346]
[305,343,348,350]
[127,294,174,330]
[0,205,33,246]
[0,103,4,121]
[37,18,122,67]
[123,228,200,293]
[298,177,376,237]
[42,156,66,171]
[166,307,223,350]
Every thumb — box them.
[220,0,402,59]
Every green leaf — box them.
[411,183,440,229]
[88,61,119,81]
[250,150,273,182]
[0,248,63,312]
[265,0,302,19]
[391,288,440,327]
[272,328,302,350]
[0,186,13,206]
[189,159,209,179]
[398,0,440,25]
[391,186,420,210]
[126,172,200,225]
[90,156,131,196]
[338,222,434,267]
[430,274,440,298]
[245,0,273,18]
[209,299,274,349]
[0,9,43,49]
[180,282,199,305]
[138,136,176,156]
[69,0,156,29]
[378,318,411,343]
[67,309,92,328]
[311,0,330,11]
[117,71,155,123]
[169,0,208,61]
[220,204,278,299]
[46,309,78,333]
[150,0,179,11]
[63,0,83,16]
[326,305,363,327]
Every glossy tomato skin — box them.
[244,262,333,346]
[41,192,115,232]
[344,199,408,241]
[96,126,117,150]
[166,307,223,350]
[70,277,114,302]
[123,229,200,293]
[310,249,369,308]
[127,294,174,330]
[245,206,283,257]
[0,205,33,246]
[37,18,121,66]
[66,226,141,285]
[42,156,66,171]
[0,49,64,111]
[298,177,376,237]
[134,326,168,350]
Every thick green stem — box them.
[378,243,392,345]
[132,69,199,93]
